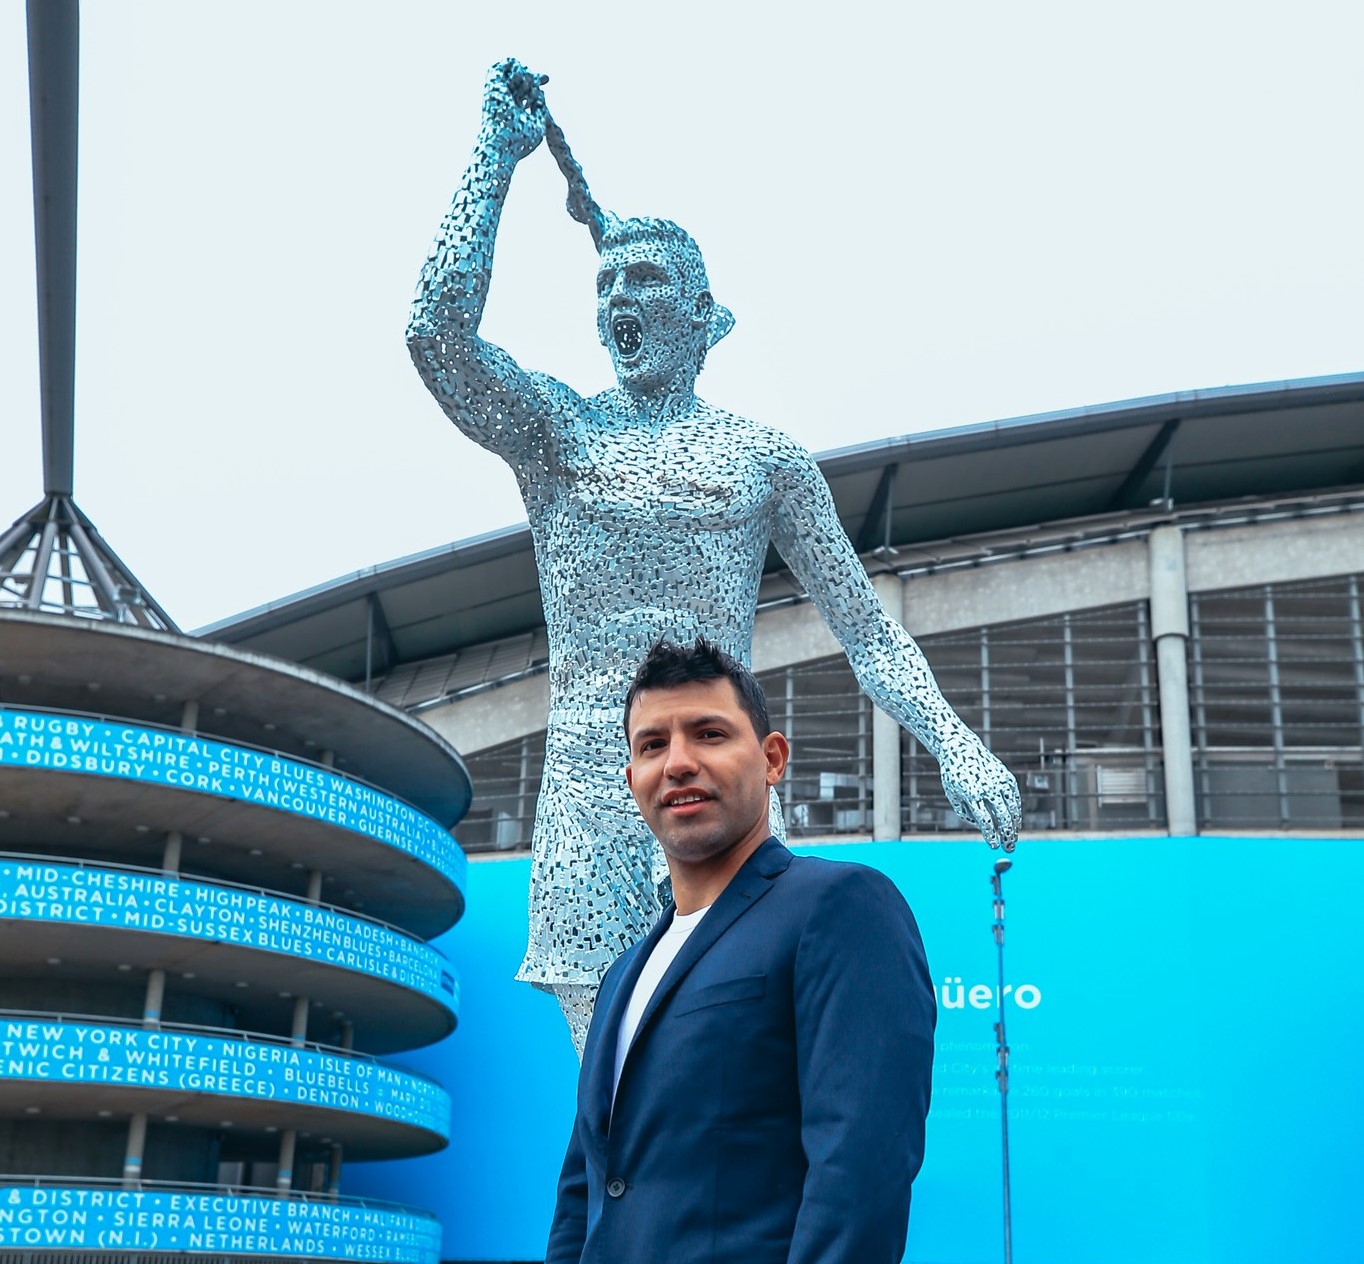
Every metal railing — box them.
[0,703,439,828]
[1193,746,1363,830]
[0,1008,444,1090]
[0,1171,436,1217]
[0,849,447,956]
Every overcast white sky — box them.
[3,1,1361,631]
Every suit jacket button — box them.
[606,1178,626,1199]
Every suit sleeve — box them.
[787,865,937,1264]
[544,1120,588,1264]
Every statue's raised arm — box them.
[406,58,579,459]
[769,438,1021,849]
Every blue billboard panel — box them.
[0,1020,450,1136]
[0,709,466,890]
[0,859,458,1014]
[346,836,1357,1264]
[0,1187,441,1261]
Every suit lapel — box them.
[584,910,674,1144]
[624,838,792,1064]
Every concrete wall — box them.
[1183,512,1364,593]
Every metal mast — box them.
[0,0,178,632]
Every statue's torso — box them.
[499,389,797,984]
[521,393,778,707]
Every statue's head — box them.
[595,215,734,395]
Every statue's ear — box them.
[706,301,735,349]
[693,290,734,347]
[692,290,714,330]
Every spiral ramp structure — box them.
[0,609,471,1262]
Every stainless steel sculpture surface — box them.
[409,59,1021,1053]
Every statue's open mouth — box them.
[611,314,643,358]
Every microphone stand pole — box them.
[992,857,1014,1264]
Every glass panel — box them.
[458,731,545,853]
[758,657,872,837]
[903,603,1165,834]
[1192,574,1364,829]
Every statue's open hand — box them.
[482,58,548,162]
[938,733,1021,852]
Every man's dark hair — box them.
[623,637,772,742]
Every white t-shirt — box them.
[612,904,712,1098]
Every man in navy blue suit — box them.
[546,638,937,1264]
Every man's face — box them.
[596,238,708,395]
[625,677,788,869]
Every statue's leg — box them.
[552,981,599,1060]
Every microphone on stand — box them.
[992,856,1014,1264]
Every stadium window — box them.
[1190,574,1364,830]
[902,603,1166,835]
[456,731,545,853]
[756,658,873,837]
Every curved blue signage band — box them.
[0,710,467,892]
[0,859,459,1018]
[0,1019,451,1138]
[0,1187,441,1261]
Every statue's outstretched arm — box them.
[407,59,579,459]
[770,445,1020,849]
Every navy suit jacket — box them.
[545,839,936,1264]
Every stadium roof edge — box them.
[194,521,533,637]
[814,369,1364,471]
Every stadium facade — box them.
[200,372,1364,1264]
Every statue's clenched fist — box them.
[482,57,547,163]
